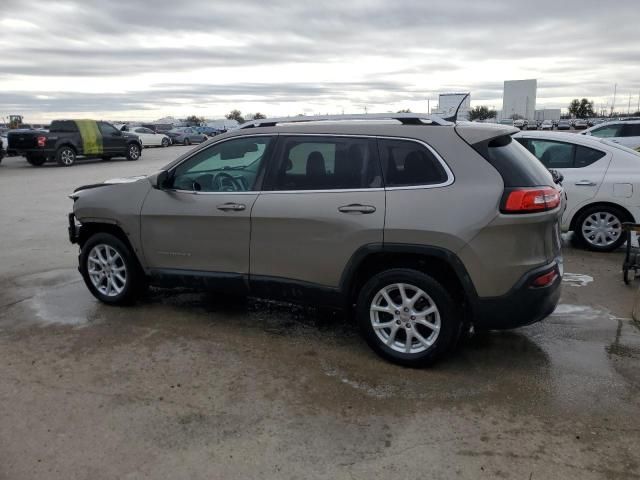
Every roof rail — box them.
[238,113,453,129]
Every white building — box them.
[535,109,561,122]
[502,79,537,121]
[433,93,470,120]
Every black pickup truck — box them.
[8,119,143,167]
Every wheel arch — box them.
[78,222,144,269]
[340,243,478,315]
[569,201,635,231]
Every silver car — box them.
[68,114,563,366]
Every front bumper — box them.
[68,213,80,244]
[473,260,562,330]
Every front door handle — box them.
[217,202,246,212]
[338,204,376,214]
[574,180,597,187]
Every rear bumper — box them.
[473,260,562,330]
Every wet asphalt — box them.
[1,149,639,479]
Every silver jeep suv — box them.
[68,114,563,366]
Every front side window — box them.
[170,136,273,192]
[98,122,119,136]
[590,124,622,138]
[270,136,382,190]
[378,139,448,187]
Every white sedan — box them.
[515,130,640,251]
[126,126,171,148]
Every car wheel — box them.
[26,155,47,166]
[356,268,460,367]
[126,143,141,161]
[574,205,627,252]
[101,156,111,161]
[79,233,145,305]
[161,138,169,147]
[184,137,191,146]
[56,146,76,167]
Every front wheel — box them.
[56,146,76,166]
[574,205,626,252]
[183,137,191,146]
[356,269,460,367]
[161,137,169,147]
[79,233,145,305]
[126,143,141,161]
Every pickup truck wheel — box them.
[26,155,47,166]
[79,233,145,305]
[356,269,460,367]
[126,143,141,161]
[56,146,76,166]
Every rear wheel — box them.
[56,146,76,167]
[184,137,191,146]
[574,205,627,252]
[126,143,141,161]
[356,269,460,367]
[161,137,169,147]
[79,233,145,305]
[26,155,47,166]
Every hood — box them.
[71,175,147,196]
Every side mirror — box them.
[549,169,564,185]
[154,170,170,189]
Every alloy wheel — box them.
[60,149,75,165]
[370,283,441,354]
[87,244,127,297]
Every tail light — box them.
[37,136,46,147]
[501,187,560,214]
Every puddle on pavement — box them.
[562,273,594,287]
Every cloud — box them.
[0,0,639,120]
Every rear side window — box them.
[378,139,448,187]
[575,145,606,167]
[50,120,78,133]
[269,136,382,191]
[477,135,552,187]
[622,124,640,137]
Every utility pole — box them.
[629,93,632,116]
[610,83,617,117]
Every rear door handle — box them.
[217,202,246,211]
[338,204,376,214]
[574,180,597,186]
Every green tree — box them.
[225,109,245,124]
[249,112,266,120]
[568,98,595,118]
[468,105,497,121]
[185,115,204,126]
[396,109,412,113]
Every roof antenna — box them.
[442,92,470,122]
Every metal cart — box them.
[623,223,640,284]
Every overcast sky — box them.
[1,0,639,122]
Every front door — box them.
[140,135,275,275]
[250,135,385,290]
[98,121,126,155]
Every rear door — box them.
[250,135,385,290]
[518,137,610,224]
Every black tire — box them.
[161,138,169,147]
[356,268,460,367]
[126,143,141,161]
[26,155,47,166]
[55,146,76,167]
[573,205,627,252]
[79,233,146,305]
[184,137,191,146]
[101,156,111,161]
[624,266,633,285]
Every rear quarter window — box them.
[50,120,79,133]
[475,135,553,187]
